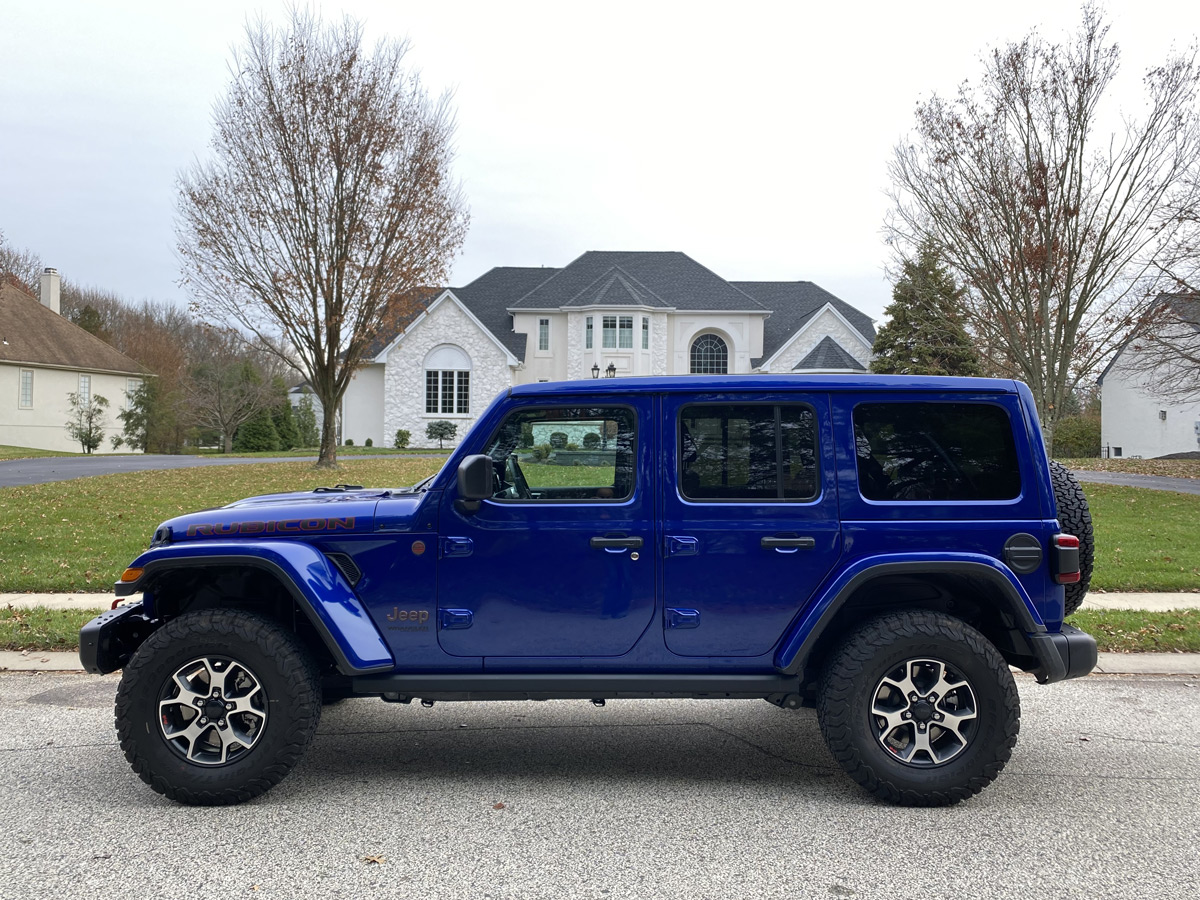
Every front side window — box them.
[484,406,636,501]
[78,374,91,405]
[680,404,817,501]
[642,317,649,350]
[19,369,33,408]
[854,403,1020,501]
[585,316,593,349]
[690,334,728,374]
[538,318,550,351]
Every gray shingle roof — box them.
[452,266,560,359]
[0,281,146,375]
[732,281,875,367]
[793,336,866,371]
[513,252,765,311]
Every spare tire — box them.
[1048,460,1094,616]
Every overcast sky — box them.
[2,0,1198,325]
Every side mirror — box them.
[456,454,494,513]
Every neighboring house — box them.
[1099,296,1200,458]
[0,268,147,453]
[341,251,876,448]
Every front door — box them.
[660,394,842,657]
[437,399,655,658]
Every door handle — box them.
[761,535,816,551]
[590,535,644,550]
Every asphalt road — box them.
[1,673,1196,899]
[1072,470,1200,495]
[0,454,443,488]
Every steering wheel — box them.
[507,454,533,500]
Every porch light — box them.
[592,363,600,379]
[605,363,616,378]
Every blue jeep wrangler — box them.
[82,375,1096,807]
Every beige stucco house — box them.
[341,251,875,448]
[0,269,146,452]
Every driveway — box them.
[1072,470,1200,495]
[0,454,444,488]
[1,672,1196,899]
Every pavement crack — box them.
[700,722,835,773]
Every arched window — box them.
[424,344,471,414]
[690,334,728,375]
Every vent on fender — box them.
[326,552,362,587]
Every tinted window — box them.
[854,403,1020,501]
[484,406,636,501]
[680,404,817,501]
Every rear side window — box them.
[679,404,818,501]
[854,403,1020,501]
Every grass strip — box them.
[1068,609,1200,653]
[0,606,103,652]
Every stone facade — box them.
[762,306,873,373]
[378,296,514,449]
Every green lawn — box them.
[196,447,449,458]
[0,445,83,461]
[0,458,445,592]
[1085,484,1200,591]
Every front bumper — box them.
[1029,623,1098,684]
[79,603,159,674]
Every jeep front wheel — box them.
[115,609,322,805]
[817,610,1020,806]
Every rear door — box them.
[659,393,841,657]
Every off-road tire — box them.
[115,609,321,806]
[817,610,1020,807]
[1049,460,1094,616]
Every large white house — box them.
[1099,297,1200,459]
[1,269,146,453]
[341,251,876,448]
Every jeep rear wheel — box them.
[115,609,321,805]
[817,610,1020,806]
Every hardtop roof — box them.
[509,373,1019,397]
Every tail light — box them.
[1053,534,1080,584]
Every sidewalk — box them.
[3,591,1198,675]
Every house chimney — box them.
[40,267,61,315]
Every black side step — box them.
[349,672,800,702]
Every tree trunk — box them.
[317,394,339,468]
[223,433,233,454]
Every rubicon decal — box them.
[185,517,356,537]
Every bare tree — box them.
[1116,294,1200,400]
[184,327,280,453]
[177,10,469,467]
[0,229,43,294]
[886,6,1200,451]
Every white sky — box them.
[2,0,1197,324]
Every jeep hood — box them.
[155,488,430,544]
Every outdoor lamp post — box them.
[605,363,616,378]
[591,363,600,379]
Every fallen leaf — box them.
[493,802,505,810]
[362,855,386,865]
